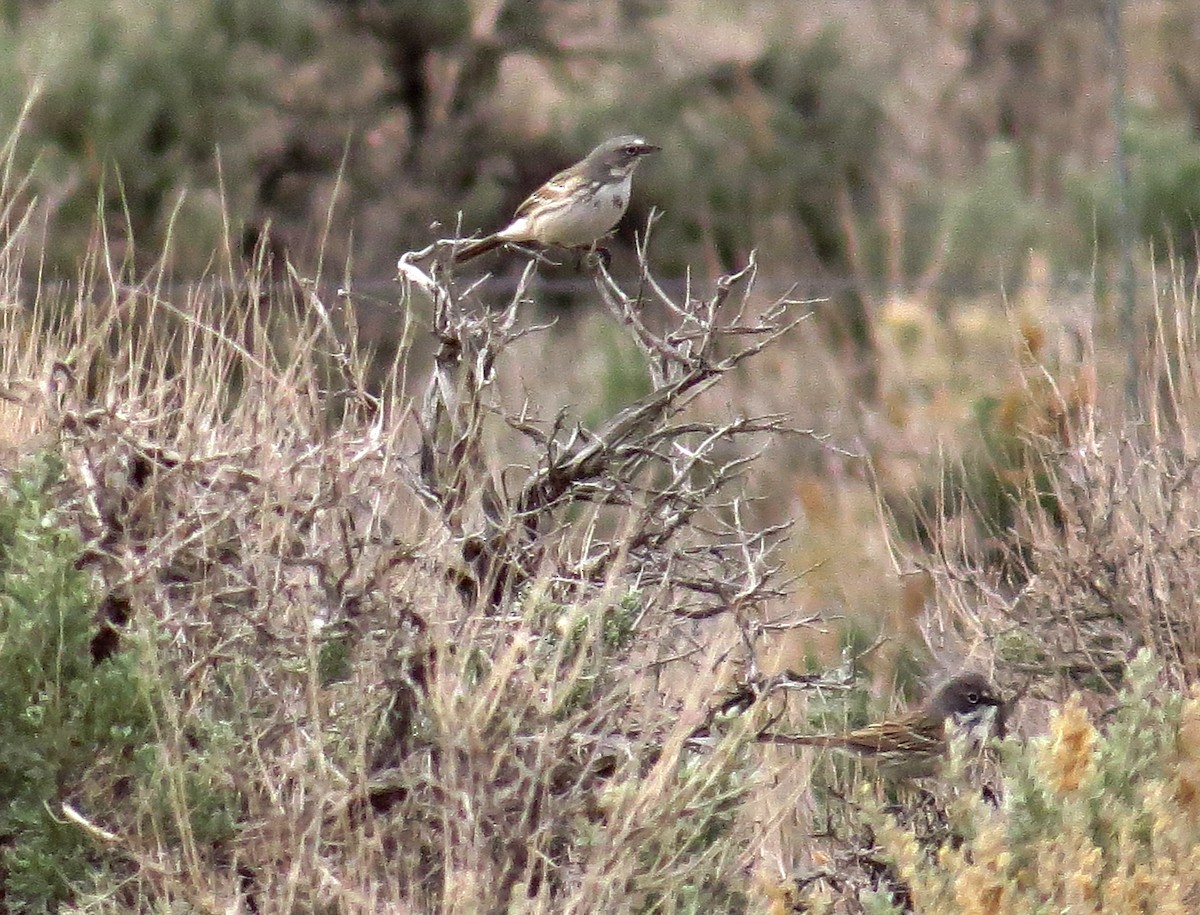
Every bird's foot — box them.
[578,245,612,271]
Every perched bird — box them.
[760,673,1009,778]
[453,135,660,263]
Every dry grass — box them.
[0,162,824,909]
[765,249,1200,912]
[899,255,1200,697]
[6,100,1200,912]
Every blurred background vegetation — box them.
[1,0,1198,287]
[5,0,1200,685]
[7,4,1200,909]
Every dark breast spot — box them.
[613,196,624,209]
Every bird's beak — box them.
[632,143,661,157]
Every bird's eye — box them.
[967,692,980,704]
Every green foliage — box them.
[891,380,1063,582]
[958,393,1031,529]
[623,745,749,914]
[145,724,242,849]
[1126,114,1200,263]
[7,0,317,271]
[579,24,885,273]
[930,142,1053,292]
[1067,108,1200,265]
[747,32,885,258]
[601,590,640,652]
[860,890,906,915]
[317,619,356,686]
[525,589,643,717]
[586,321,654,428]
[0,455,152,913]
[890,649,927,706]
[960,389,1060,547]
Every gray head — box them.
[927,673,1007,736]
[586,135,660,174]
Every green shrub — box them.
[0,456,152,913]
[926,142,1055,293]
[871,654,1200,914]
[7,0,317,272]
[1067,108,1200,265]
[578,24,886,275]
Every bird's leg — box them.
[578,244,612,271]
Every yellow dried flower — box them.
[1042,694,1097,794]
[759,877,800,915]
[1178,694,1200,756]
[1066,843,1102,907]
[877,818,922,881]
[1172,694,1200,815]
[952,824,1013,915]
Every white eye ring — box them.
[967,692,980,704]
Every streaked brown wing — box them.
[773,714,944,756]
[835,718,944,755]
[513,167,586,219]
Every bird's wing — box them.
[761,716,943,755]
[512,166,586,219]
[837,718,944,754]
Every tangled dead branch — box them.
[0,227,824,911]
[398,229,813,628]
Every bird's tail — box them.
[453,234,505,263]
[756,733,840,747]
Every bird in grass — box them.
[453,135,660,263]
[759,673,1009,778]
